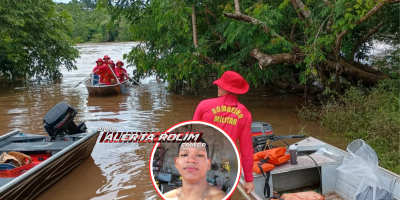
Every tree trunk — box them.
[192,6,199,48]
[324,59,388,86]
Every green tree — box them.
[99,0,399,95]
[55,1,133,43]
[0,0,79,80]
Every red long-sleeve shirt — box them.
[115,67,128,82]
[193,94,254,182]
[95,65,117,85]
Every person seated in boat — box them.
[93,58,104,72]
[92,58,106,85]
[101,60,117,85]
[103,55,111,66]
[163,139,226,200]
[115,60,129,83]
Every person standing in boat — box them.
[115,60,129,83]
[192,71,255,194]
[163,139,226,200]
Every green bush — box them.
[298,79,400,174]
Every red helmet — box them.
[108,60,115,65]
[103,55,110,59]
[116,60,124,66]
[96,58,103,63]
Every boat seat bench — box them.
[0,142,75,152]
[251,154,341,198]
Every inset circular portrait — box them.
[149,121,241,200]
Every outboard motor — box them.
[251,121,273,152]
[43,102,87,140]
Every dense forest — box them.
[54,0,133,43]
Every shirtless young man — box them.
[163,139,227,200]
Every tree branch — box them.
[355,0,397,26]
[205,6,211,26]
[223,12,272,34]
[205,5,218,20]
[250,49,301,69]
[350,21,384,61]
[324,59,389,86]
[192,6,199,48]
[335,0,396,58]
[290,23,295,42]
[234,0,241,13]
[291,0,305,20]
[213,32,226,44]
[202,56,215,65]
[292,0,310,19]
[223,0,278,37]
[351,60,388,77]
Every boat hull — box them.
[0,130,99,200]
[84,78,130,96]
[238,137,400,200]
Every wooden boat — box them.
[0,102,100,199]
[237,136,400,200]
[84,76,130,96]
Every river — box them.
[0,42,341,200]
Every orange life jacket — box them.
[252,147,289,173]
[252,147,290,199]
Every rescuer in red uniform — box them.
[98,60,117,85]
[193,71,254,194]
[92,58,106,84]
[93,58,103,72]
[103,55,111,66]
[115,60,128,83]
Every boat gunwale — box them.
[0,130,100,193]
[84,78,130,89]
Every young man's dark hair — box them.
[178,138,209,159]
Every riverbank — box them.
[297,79,400,174]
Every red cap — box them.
[213,71,249,94]
[103,55,110,59]
[96,58,103,63]
[108,60,114,64]
[116,60,124,66]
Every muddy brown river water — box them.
[0,42,343,200]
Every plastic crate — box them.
[30,153,51,166]
[0,163,35,178]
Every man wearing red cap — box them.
[193,71,255,194]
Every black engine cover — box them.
[43,102,84,138]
